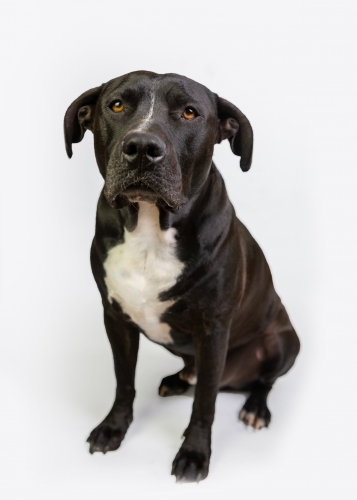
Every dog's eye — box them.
[183,107,197,120]
[111,101,124,113]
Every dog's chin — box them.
[109,182,182,213]
[123,183,159,204]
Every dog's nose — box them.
[123,132,166,167]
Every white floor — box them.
[1,0,356,498]
[1,295,354,499]
[0,298,300,499]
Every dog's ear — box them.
[64,85,102,158]
[216,96,253,172]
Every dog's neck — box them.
[118,201,172,232]
[130,202,161,237]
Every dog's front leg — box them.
[172,325,229,483]
[87,305,140,454]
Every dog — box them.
[64,71,300,483]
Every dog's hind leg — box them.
[159,350,196,397]
[220,339,273,428]
[221,307,300,430]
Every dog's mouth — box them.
[122,181,158,203]
[104,168,187,213]
[108,180,184,213]
[109,180,179,212]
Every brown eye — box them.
[183,107,197,120]
[111,101,124,113]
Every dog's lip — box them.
[122,181,156,193]
[120,181,160,203]
[109,181,184,212]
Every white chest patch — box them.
[103,202,184,344]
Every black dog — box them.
[64,71,300,483]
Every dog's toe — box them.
[239,397,271,430]
[253,417,266,430]
[87,424,127,454]
[171,449,209,483]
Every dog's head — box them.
[64,71,253,212]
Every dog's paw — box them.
[239,396,271,430]
[171,448,209,483]
[159,373,190,397]
[87,418,131,454]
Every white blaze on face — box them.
[103,202,184,344]
[137,91,156,132]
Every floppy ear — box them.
[216,96,253,172]
[64,85,102,158]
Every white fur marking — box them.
[137,92,155,131]
[103,202,184,344]
[179,372,197,385]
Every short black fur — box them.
[64,71,300,483]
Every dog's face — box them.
[64,71,253,212]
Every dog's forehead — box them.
[101,71,215,107]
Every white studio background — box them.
[0,1,356,498]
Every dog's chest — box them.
[103,202,184,344]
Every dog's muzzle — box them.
[103,131,187,212]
